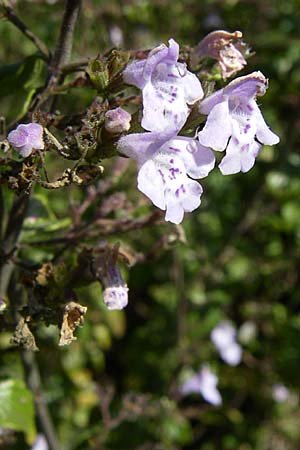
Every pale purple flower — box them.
[7,122,44,157]
[211,321,242,366]
[94,243,129,310]
[272,384,290,403]
[123,39,203,133]
[103,286,128,310]
[118,131,215,224]
[198,71,280,175]
[194,30,247,79]
[31,434,48,450]
[104,107,131,134]
[180,366,222,405]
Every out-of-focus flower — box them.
[194,30,248,79]
[104,107,131,134]
[7,123,44,157]
[198,71,280,175]
[272,384,290,403]
[118,131,215,224]
[109,25,124,47]
[123,39,203,133]
[180,366,222,405]
[211,321,242,366]
[31,434,48,450]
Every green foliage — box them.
[0,379,36,444]
[0,0,300,449]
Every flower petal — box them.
[164,137,215,179]
[180,69,204,104]
[252,101,280,145]
[21,123,44,150]
[123,59,147,89]
[137,159,166,210]
[142,44,169,81]
[199,367,222,406]
[199,89,225,115]
[117,131,163,163]
[220,343,242,366]
[141,80,188,132]
[224,71,267,98]
[198,101,232,151]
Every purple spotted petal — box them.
[141,80,188,133]
[138,153,203,224]
[164,137,215,179]
[199,71,279,174]
[123,39,203,133]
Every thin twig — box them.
[0,3,50,60]
[21,351,61,450]
[0,193,30,297]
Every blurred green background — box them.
[1,0,300,449]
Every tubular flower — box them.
[123,39,203,133]
[7,122,44,157]
[198,71,280,175]
[118,131,215,224]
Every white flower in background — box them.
[272,384,290,403]
[211,321,242,366]
[179,366,222,405]
[31,434,48,450]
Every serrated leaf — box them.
[0,379,36,444]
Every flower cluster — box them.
[118,36,279,224]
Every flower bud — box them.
[7,122,44,157]
[194,30,248,79]
[104,107,131,135]
[87,59,109,92]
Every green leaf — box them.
[0,54,47,120]
[0,379,36,444]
